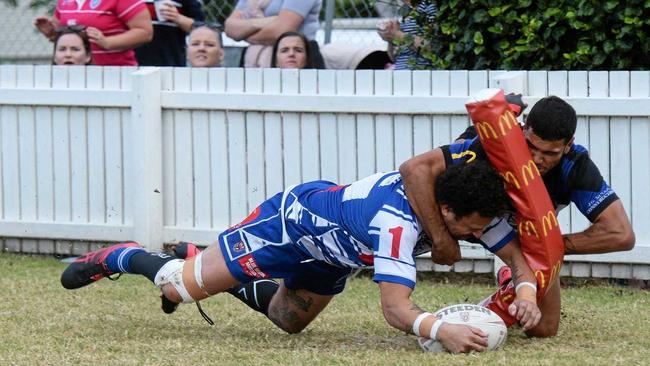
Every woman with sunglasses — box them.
[52,27,92,66]
[34,0,153,66]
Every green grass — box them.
[1,253,649,365]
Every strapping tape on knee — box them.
[154,252,209,304]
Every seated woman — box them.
[187,23,224,67]
[52,27,92,65]
[224,0,324,68]
[271,31,313,69]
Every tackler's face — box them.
[440,206,493,240]
[524,128,573,176]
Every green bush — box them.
[410,0,650,70]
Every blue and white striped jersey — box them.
[281,171,515,289]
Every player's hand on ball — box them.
[508,299,541,331]
[437,323,488,353]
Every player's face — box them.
[187,28,223,67]
[441,207,493,240]
[524,128,572,176]
[53,33,91,65]
[275,36,307,69]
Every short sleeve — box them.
[181,0,205,20]
[280,0,319,17]
[440,136,486,167]
[369,207,419,289]
[477,216,517,253]
[567,149,619,221]
[116,0,148,22]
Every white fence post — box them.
[130,68,163,251]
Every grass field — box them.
[1,253,649,366]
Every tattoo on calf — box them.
[286,289,314,312]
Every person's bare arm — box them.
[564,200,635,255]
[87,10,153,50]
[494,240,542,331]
[33,16,61,41]
[378,281,488,353]
[399,149,460,265]
[244,10,304,45]
[224,10,277,41]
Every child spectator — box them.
[377,0,436,70]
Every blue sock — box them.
[105,246,146,273]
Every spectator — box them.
[271,31,313,69]
[377,0,436,70]
[224,0,324,68]
[187,23,224,67]
[52,26,92,65]
[33,0,153,66]
[136,0,205,66]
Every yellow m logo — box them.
[521,160,540,186]
[500,171,521,190]
[475,122,498,140]
[498,110,517,136]
[541,211,559,237]
[518,220,539,239]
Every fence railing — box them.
[1,65,649,279]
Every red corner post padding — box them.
[465,90,565,326]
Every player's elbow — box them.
[617,229,635,252]
[398,158,419,180]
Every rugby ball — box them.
[418,304,507,353]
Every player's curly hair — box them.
[435,161,510,218]
[525,96,577,143]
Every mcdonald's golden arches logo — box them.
[498,110,517,136]
[534,260,563,292]
[518,220,539,239]
[542,210,559,237]
[475,122,498,140]
[521,160,540,186]
[500,171,521,190]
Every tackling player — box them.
[400,95,635,337]
[61,162,541,353]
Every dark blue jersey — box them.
[441,133,618,222]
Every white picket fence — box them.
[0,65,649,279]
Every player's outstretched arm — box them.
[399,149,461,265]
[378,281,488,353]
[494,239,542,331]
[564,200,635,255]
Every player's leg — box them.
[173,242,281,316]
[267,284,334,334]
[158,243,240,304]
[525,276,561,338]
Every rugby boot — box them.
[172,241,202,259]
[497,265,512,287]
[60,242,141,289]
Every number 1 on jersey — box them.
[389,226,403,259]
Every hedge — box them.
[408,0,650,70]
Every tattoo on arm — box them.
[511,261,525,285]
